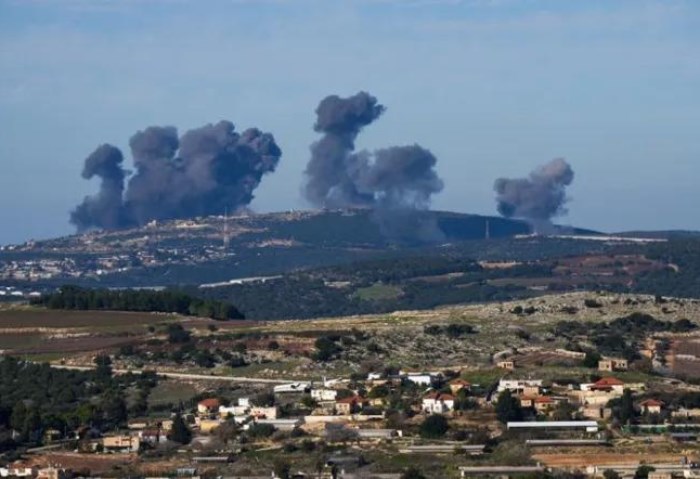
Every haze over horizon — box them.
[1,0,698,245]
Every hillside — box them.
[0,209,597,288]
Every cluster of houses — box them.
[61,367,700,461]
[0,466,70,479]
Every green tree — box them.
[603,470,621,479]
[168,414,192,444]
[634,465,655,479]
[613,389,636,424]
[583,351,602,368]
[495,390,523,423]
[401,466,427,479]
[419,414,449,439]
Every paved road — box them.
[50,363,294,384]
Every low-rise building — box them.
[250,406,278,419]
[598,358,629,372]
[639,399,664,415]
[101,435,141,453]
[587,377,625,394]
[404,373,434,386]
[497,360,515,370]
[335,396,365,415]
[497,379,543,394]
[197,398,221,416]
[422,392,455,414]
[311,388,338,402]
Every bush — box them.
[247,423,276,439]
[419,414,449,439]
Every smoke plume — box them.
[70,145,127,230]
[494,158,574,228]
[303,92,444,240]
[71,121,281,231]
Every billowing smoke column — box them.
[303,92,444,241]
[71,121,281,231]
[70,145,127,230]
[494,158,574,229]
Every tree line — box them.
[32,285,244,320]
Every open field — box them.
[0,308,175,330]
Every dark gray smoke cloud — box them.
[70,144,127,230]
[71,121,281,231]
[303,92,444,240]
[494,158,574,227]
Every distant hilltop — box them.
[0,208,621,289]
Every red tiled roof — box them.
[423,392,454,402]
[640,399,664,407]
[593,377,624,387]
[535,396,555,403]
[198,398,220,409]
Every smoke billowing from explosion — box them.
[71,121,281,231]
[303,92,444,241]
[494,158,574,229]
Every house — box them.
[36,467,71,479]
[197,398,221,416]
[598,358,628,372]
[519,396,537,409]
[138,428,168,445]
[250,406,278,419]
[589,377,625,394]
[422,392,455,414]
[449,379,471,395]
[639,399,664,415]
[0,467,36,478]
[404,373,434,386]
[101,435,141,453]
[335,396,365,415]
[497,379,543,394]
[533,396,558,414]
[580,405,612,420]
[497,360,515,370]
[311,389,338,402]
[672,408,700,418]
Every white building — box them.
[311,389,338,401]
[497,379,543,394]
[422,392,455,413]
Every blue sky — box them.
[0,0,698,244]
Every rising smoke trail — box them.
[493,158,574,231]
[71,120,281,231]
[303,91,444,241]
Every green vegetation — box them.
[419,414,449,439]
[353,283,403,301]
[34,285,243,320]
[554,312,696,361]
[0,356,158,452]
